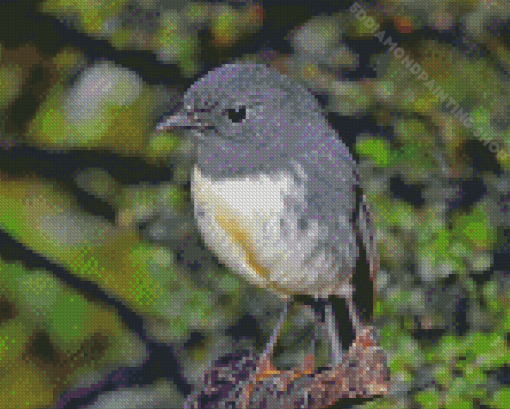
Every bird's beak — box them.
[156,111,199,131]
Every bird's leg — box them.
[301,298,343,368]
[252,302,291,387]
[324,302,343,367]
[262,302,290,357]
[300,303,321,365]
[243,302,291,409]
[346,292,364,335]
[327,286,366,367]
[337,282,364,334]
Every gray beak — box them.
[156,111,199,131]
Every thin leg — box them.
[345,291,364,335]
[324,303,343,367]
[302,299,342,368]
[262,302,290,356]
[243,302,291,409]
[337,284,364,333]
[301,304,321,362]
[325,285,366,367]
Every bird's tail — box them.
[356,188,379,307]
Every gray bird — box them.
[157,63,378,366]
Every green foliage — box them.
[42,0,129,34]
[414,390,442,409]
[372,196,416,231]
[0,64,23,109]
[395,119,430,143]
[156,12,200,76]
[356,138,392,167]
[422,331,510,408]
[380,327,424,384]
[390,142,439,176]
[488,388,510,409]
[451,202,498,250]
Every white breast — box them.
[191,165,339,298]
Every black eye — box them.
[227,107,246,123]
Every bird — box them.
[156,63,378,367]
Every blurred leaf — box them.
[464,362,489,388]
[431,335,463,363]
[434,364,453,386]
[186,2,210,22]
[395,119,430,144]
[0,258,146,409]
[210,4,263,48]
[375,299,396,317]
[488,388,510,409]
[474,335,510,369]
[372,196,416,231]
[0,355,57,408]
[503,308,510,332]
[0,64,23,109]
[42,0,128,35]
[155,12,200,76]
[483,280,501,313]
[52,46,83,74]
[211,5,239,47]
[110,26,133,48]
[444,377,472,409]
[394,332,423,369]
[0,174,236,340]
[471,105,492,136]
[146,132,182,159]
[380,328,420,384]
[414,390,442,409]
[452,202,497,250]
[356,138,392,166]
[0,319,35,366]
[391,143,438,176]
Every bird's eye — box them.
[226,107,246,123]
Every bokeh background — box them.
[0,0,509,408]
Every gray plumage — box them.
[158,63,378,364]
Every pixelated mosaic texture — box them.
[0,0,509,408]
